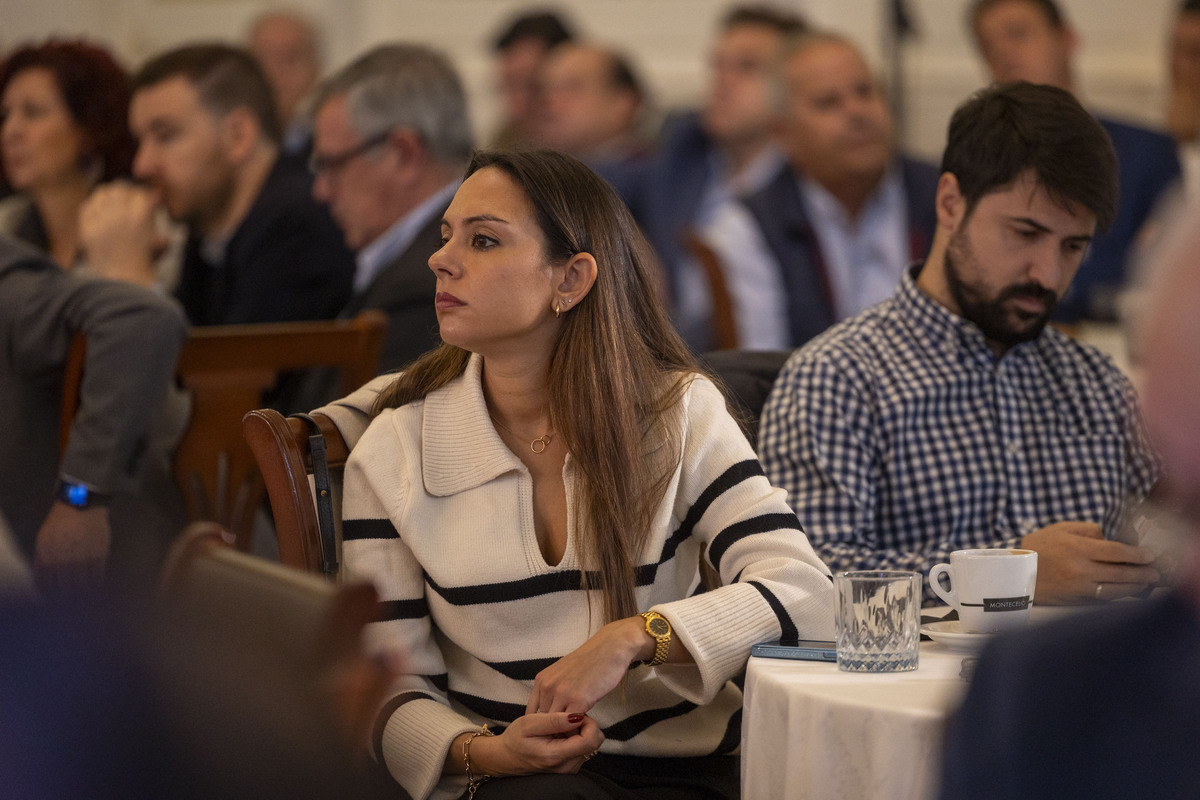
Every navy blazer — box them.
[742,157,939,348]
[940,592,1200,800]
[343,208,444,374]
[604,112,718,302]
[1056,116,1181,321]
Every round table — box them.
[740,641,971,800]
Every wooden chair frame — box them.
[243,409,350,574]
[162,521,378,669]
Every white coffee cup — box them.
[929,549,1038,633]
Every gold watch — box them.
[640,611,672,667]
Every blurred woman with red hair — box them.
[0,40,136,267]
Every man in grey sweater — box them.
[0,235,187,594]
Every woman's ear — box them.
[557,251,598,307]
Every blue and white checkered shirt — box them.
[759,266,1160,601]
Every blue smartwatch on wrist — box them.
[55,479,111,509]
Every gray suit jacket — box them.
[344,207,444,374]
[280,208,444,415]
[0,236,188,569]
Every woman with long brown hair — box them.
[336,149,833,800]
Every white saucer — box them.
[921,620,994,653]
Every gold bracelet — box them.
[463,724,495,798]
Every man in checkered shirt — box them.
[759,82,1161,605]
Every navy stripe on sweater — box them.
[376,598,429,621]
[482,656,559,681]
[450,690,525,723]
[670,460,765,549]
[708,512,803,572]
[602,700,698,741]
[343,517,400,540]
[636,460,764,585]
[747,579,797,641]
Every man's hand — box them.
[34,502,112,596]
[79,182,165,286]
[1021,521,1159,604]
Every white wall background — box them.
[0,0,1179,162]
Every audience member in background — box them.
[970,0,1181,321]
[325,149,834,800]
[938,199,1200,800]
[535,42,650,169]
[79,44,354,326]
[0,40,136,269]
[0,235,186,596]
[759,82,1160,606]
[308,43,471,378]
[609,4,807,351]
[706,31,938,349]
[1168,0,1200,194]
[490,9,575,147]
[248,8,322,169]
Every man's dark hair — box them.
[969,0,1066,32]
[492,10,574,52]
[722,4,808,35]
[133,43,282,145]
[942,81,1118,230]
[1182,0,1200,14]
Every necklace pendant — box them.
[531,434,552,454]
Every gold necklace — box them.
[489,414,555,454]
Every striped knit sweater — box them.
[339,355,835,800]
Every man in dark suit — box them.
[708,32,938,349]
[309,44,472,376]
[970,0,1181,321]
[82,44,355,326]
[606,4,807,351]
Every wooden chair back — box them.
[684,230,739,351]
[161,520,377,673]
[242,409,350,575]
[61,311,386,551]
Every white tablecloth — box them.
[740,642,970,800]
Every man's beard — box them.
[944,227,1058,349]
[177,160,240,236]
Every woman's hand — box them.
[525,617,650,715]
[463,712,604,776]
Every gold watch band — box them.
[640,611,671,667]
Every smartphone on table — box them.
[750,639,837,662]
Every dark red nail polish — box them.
[567,713,584,724]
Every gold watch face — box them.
[647,617,670,637]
